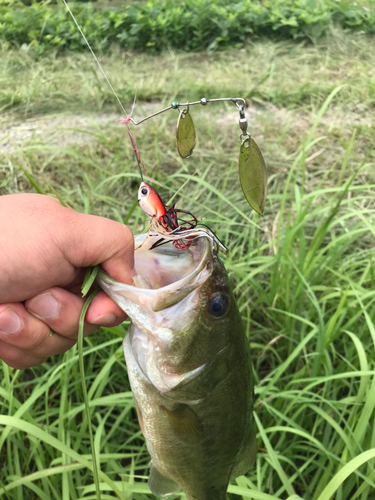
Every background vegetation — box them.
[0,0,375,52]
[1,1,375,499]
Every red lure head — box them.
[138,182,166,218]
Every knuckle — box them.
[22,323,49,351]
[11,320,50,352]
[120,225,134,253]
[120,223,133,242]
[102,220,134,260]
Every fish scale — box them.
[98,233,256,499]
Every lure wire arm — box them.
[128,97,247,126]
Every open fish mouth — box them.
[97,232,216,394]
[97,233,214,328]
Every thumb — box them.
[61,211,135,284]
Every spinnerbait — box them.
[123,97,267,215]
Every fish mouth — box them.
[98,234,214,393]
[97,233,213,316]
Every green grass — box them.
[1,30,375,500]
[2,31,375,119]
[2,0,375,53]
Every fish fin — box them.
[148,464,181,497]
[230,427,257,479]
[160,403,203,443]
[168,346,230,398]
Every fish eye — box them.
[208,293,230,318]
[141,187,148,196]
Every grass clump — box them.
[1,32,375,500]
[1,0,375,53]
[1,32,375,119]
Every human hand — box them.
[0,193,134,369]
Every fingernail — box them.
[28,293,60,319]
[0,309,22,334]
[90,312,116,326]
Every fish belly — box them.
[124,324,255,500]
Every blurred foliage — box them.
[0,0,374,53]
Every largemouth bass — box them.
[97,233,256,500]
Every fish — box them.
[97,233,256,500]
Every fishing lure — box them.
[62,0,267,215]
[138,181,226,253]
[125,97,268,215]
[115,108,224,253]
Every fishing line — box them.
[118,116,161,185]
[61,0,127,116]
[61,0,155,182]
